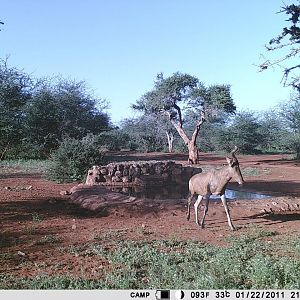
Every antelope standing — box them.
[187,146,244,231]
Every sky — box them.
[0,1,296,124]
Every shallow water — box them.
[213,189,272,200]
[108,185,272,200]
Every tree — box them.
[259,2,300,90]
[95,129,131,151]
[0,60,32,159]
[0,58,112,159]
[165,125,177,153]
[23,78,110,157]
[132,72,236,163]
[226,111,264,154]
[258,110,287,153]
[120,115,171,152]
[279,94,300,158]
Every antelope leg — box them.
[194,195,204,226]
[200,196,210,229]
[221,194,235,231]
[187,193,195,221]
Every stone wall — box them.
[69,184,300,214]
[85,160,202,186]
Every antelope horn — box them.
[230,146,238,158]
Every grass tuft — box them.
[3,236,300,289]
[0,159,50,176]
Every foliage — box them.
[173,138,188,153]
[281,94,300,132]
[133,72,235,122]
[2,56,300,159]
[3,235,300,289]
[260,2,300,90]
[133,72,198,113]
[257,110,287,153]
[200,122,229,152]
[23,78,110,158]
[274,94,300,158]
[190,84,236,118]
[132,72,236,162]
[0,59,33,159]
[96,130,132,151]
[182,109,228,152]
[224,111,264,154]
[282,133,300,158]
[46,135,105,182]
[181,109,267,154]
[0,60,111,159]
[120,116,171,152]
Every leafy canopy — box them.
[133,72,236,122]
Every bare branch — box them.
[258,3,300,89]
[191,110,205,146]
[173,103,183,127]
[282,63,300,85]
[258,48,300,72]
[230,145,239,159]
[170,118,190,145]
[266,40,299,51]
[163,110,190,145]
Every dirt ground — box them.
[1,152,300,279]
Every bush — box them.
[96,130,131,151]
[278,132,300,158]
[223,111,263,154]
[47,135,105,183]
[173,139,188,153]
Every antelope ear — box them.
[226,157,232,165]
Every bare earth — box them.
[1,152,300,279]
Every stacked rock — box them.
[85,160,202,186]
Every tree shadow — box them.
[0,197,107,248]
[0,197,103,224]
[239,156,300,166]
[0,172,43,179]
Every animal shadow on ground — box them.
[238,211,300,226]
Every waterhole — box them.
[108,185,272,200]
[214,189,272,200]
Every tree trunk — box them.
[296,145,300,160]
[187,141,199,164]
[0,141,10,161]
[166,110,205,164]
[166,131,174,153]
[167,106,205,164]
[186,110,205,164]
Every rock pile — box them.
[85,160,202,186]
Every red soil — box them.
[1,152,300,279]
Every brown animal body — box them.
[186,146,244,231]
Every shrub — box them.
[47,135,105,183]
[222,111,264,154]
[96,130,131,151]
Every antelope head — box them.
[226,146,244,185]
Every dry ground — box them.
[1,151,300,279]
